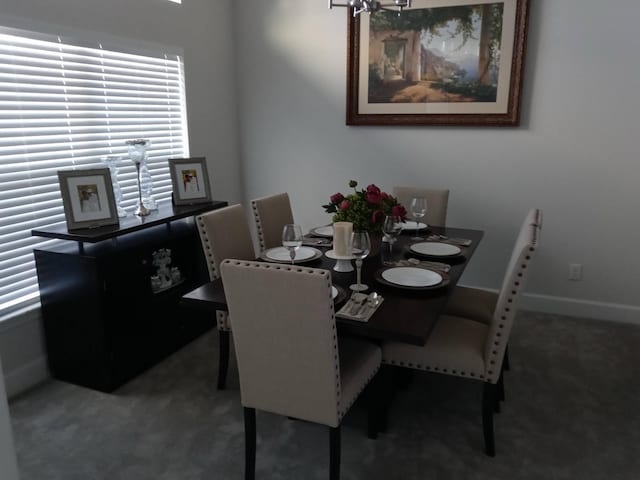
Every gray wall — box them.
[234,0,640,321]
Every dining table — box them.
[181,225,484,347]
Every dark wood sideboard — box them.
[32,200,228,393]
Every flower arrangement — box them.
[322,180,407,233]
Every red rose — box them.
[366,191,382,204]
[391,205,407,218]
[371,210,384,224]
[330,192,344,204]
[380,192,390,200]
[339,200,350,211]
[366,184,381,194]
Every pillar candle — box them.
[333,222,353,257]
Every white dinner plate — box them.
[310,225,334,238]
[263,246,320,263]
[402,222,428,231]
[331,286,338,299]
[381,267,443,288]
[409,242,461,257]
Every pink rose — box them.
[330,192,344,204]
[391,204,407,218]
[339,200,350,211]
[371,210,384,224]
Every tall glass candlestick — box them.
[126,139,152,216]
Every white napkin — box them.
[336,293,384,322]
[426,235,472,247]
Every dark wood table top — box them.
[182,226,483,346]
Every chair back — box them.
[196,204,255,281]
[392,187,450,227]
[251,192,295,252]
[484,208,543,382]
[220,260,342,427]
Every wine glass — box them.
[410,197,428,240]
[349,231,371,292]
[282,224,303,264]
[382,215,403,254]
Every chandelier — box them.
[328,0,412,17]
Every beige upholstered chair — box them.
[392,187,450,228]
[220,260,382,480]
[381,208,543,456]
[250,192,294,252]
[196,204,255,389]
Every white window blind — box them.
[0,27,189,318]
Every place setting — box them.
[336,291,384,322]
[374,265,450,291]
[260,224,323,264]
[407,241,463,259]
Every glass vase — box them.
[101,155,127,217]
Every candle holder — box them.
[133,161,150,216]
[325,250,355,272]
[126,139,152,216]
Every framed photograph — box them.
[168,157,212,205]
[58,168,119,230]
[346,0,529,126]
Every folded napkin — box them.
[426,235,472,247]
[302,236,332,247]
[384,259,451,273]
[336,293,384,323]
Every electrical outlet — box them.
[569,264,582,281]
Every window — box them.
[0,27,189,318]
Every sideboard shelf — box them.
[32,200,227,393]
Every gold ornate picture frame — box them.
[346,0,529,126]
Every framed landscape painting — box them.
[346,0,529,126]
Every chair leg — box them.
[503,345,510,372]
[366,366,393,438]
[217,330,230,390]
[393,366,414,390]
[244,407,256,480]
[482,383,496,457]
[494,370,505,413]
[329,426,341,480]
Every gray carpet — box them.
[9,311,640,480]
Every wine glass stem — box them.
[356,259,362,288]
[290,250,295,264]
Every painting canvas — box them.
[347,0,529,125]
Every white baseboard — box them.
[4,356,49,399]
[521,292,640,326]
